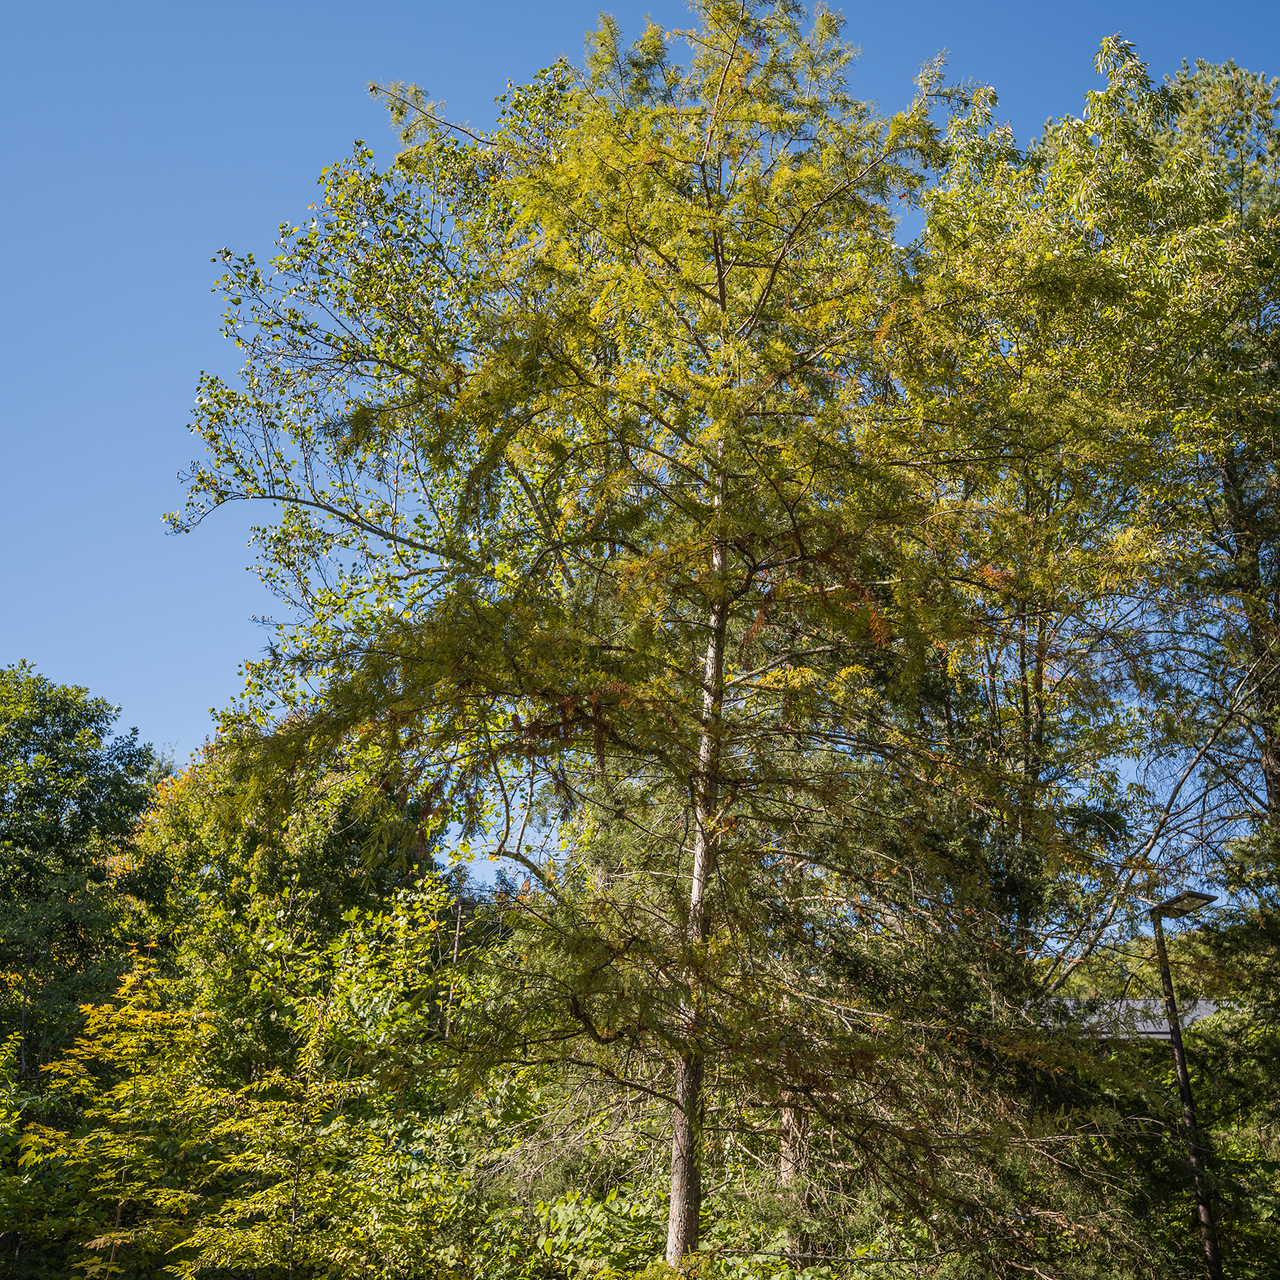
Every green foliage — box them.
[0,663,164,1276]
[159,5,1280,1271]
[16,9,1280,1279]
[6,742,484,1278]
[0,661,161,1076]
[0,661,159,879]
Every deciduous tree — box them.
[174,8,1262,1268]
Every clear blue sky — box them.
[2,0,1278,761]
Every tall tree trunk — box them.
[667,501,727,1265]
[779,1098,810,1185]
[667,1053,705,1261]
[1221,455,1280,817]
[780,1094,813,1256]
[779,846,813,1255]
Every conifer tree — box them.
[175,8,1257,1265]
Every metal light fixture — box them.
[1154,890,1218,919]
[1149,890,1222,1280]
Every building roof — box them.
[1043,998,1219,1041]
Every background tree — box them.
[1096,63,1280,1269]
[175,0,1008,1262]
[1160,61,1280,822]
[0,661,161,1077]
[158,12,1280,1279]
[6,737,477,1279]
[0,662,162,1276]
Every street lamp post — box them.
[1149,890,1223,1280]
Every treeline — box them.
[7,1,1280,1275]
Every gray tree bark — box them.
[666,508,727,1265]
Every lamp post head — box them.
[1151,890,1217,919]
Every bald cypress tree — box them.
[177,10,1256,1266]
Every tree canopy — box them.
[0,660,160,1077]
[8,5,1280,1278]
